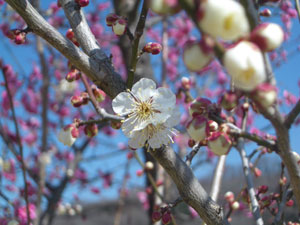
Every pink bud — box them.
[112,18,127,36]
[224,191,235,203]
[258,185,268,194]
[162,212,172,225]
[80,92,89,105]
[92,86,106,102]
[66,69,80,82]
[70,96,83,108]
[260,9,272,17]
[111,121,122,130]
[84,123,98,138]
[136,169,144,177]
[286,199,294,207]
[181,77,191,90]
[186,116,209,142]
[66,29,75,40]
[220,90,240,111]
[106,13,119,27]
[189,97,212,117]
[143,42,162,55]
[14,32,26,45]
[207,132,232,156]
[152,211,162,222]
[183,39,213,72]
[251,83,277,109]
[250,23,284,52]
[76,0,89,7]
[254,167,262,177]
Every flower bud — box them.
[250,23,284,52]
[66,69,80,82]
[207,120,218,132]
[70,96,83,107]
[286,199,294,207]
[58,124,79,146]
[80,92,89,105]
[152,211,162,222]
[223,41,266,91]
[92,87,106,102]
[188,139,196,148]
[231,201,240,210]
[162,212,172,225]
[75,0,89,7]
[106,13,119,27]
[198,0,249,41]
[183,39,213,72]
[220,90,240,111]
[14,32,26,45]
[252,83,277,108]
[181,77,191,90]
[189,97,212,117]
[224,191,235,203]
[258,185,268,194]
[260,9,272,17]
[145,161,154,171]
[186,116,209,142]
[112,18,127,36]
[260,196,272,208]
[143,42,162,55]
[207,132,232,156]
[150,0,181,15]
[136,169,144,177]
[84,123,98,138]
[111,121,122,130]
[254,167,262,177]
[66,29,75,40]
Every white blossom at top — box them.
[198,0,250,41]
[112,78,176,136]
[223,41,266,91]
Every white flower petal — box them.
[165,107,181,128]
[112,92,135,115]
[128,129,148,149]
[151,87,176,124]
[132,78,156,101]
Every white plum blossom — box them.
[112,78,179,149]
[224,41,266,91]
[58,124,79,147]
[250,23,284,52]
[127,107,180,149]
[198,0,250,41]
[183,40,213,72]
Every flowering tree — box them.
[1,0,300,225]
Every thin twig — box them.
[126,0,149,89]
[80,74,124,121]
[236,105,264,225]
[1,68,31,224]
[273,186,292,225]
[210,155,227,202]
[185,143,202,166]
[284,99,300,129]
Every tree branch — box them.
[5,0,126,98]
[150,147,229,225]
[284,99,300,129]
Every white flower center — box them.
[135,100,154,120]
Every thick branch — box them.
[6,0,126,98]
[284,99,300,129]
[150,147,229,225]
